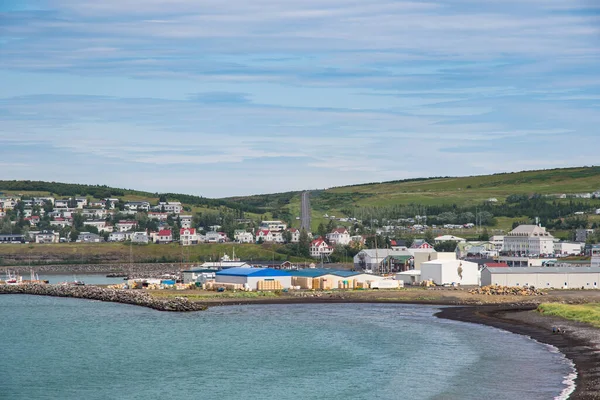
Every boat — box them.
[4,270,23,285]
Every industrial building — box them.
[420,259,479,286]
[481,266,600,289]
[215,267,292,290]
[182,268,217,284]
[289,269,399,290]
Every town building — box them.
[76,232,103,243]
[148,212,169,221]
[481,266,600,289]
[503,225,554,255]
[108,231,133,242]
[554,242,583,256]
[50,217,72,228]
[575,229,594,243]
[434,235,466,243]
[205,231,228,243]
[180,228,198,246]
[326,228,351,246]
[256,229,274,243]
[489,235,504,251]
[215,267,292,290]
[179,215,193,229]
[288,228,301,243]
[131,231,149,244]
[259,220,287,232]
[0,234,25,243]
[421,259,479,286]
[115,220,137,232]
[35,231,60,244]
[592,245,600,268]
[124,201,151,211]
[156,229,173,244]
[234,230,254,244]
[353,248,412,272]
[310,238,334,258]
[289,269,390,289]
[83,220,111,232]
[156,201,182,214]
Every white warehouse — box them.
[481,267,600,289]
[420,259,479,286]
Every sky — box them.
[1,0,599,198]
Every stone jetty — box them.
[0,284,207,312]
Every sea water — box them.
[0,296,574,400]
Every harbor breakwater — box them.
[0,284,207,312]
[7,263,182,278]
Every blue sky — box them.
[1,0,599,197]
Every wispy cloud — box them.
[0,0,598,196]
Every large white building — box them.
[434,235,466,243]
[420,259,479,286]
[234,230,254,244]
[554,242,583,256]
[326,228,351,246]
[259,220,287,232]
[502,225,554,255]
[481,266,600,289]
[180,228,198,246]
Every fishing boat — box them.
[4,270,23,285]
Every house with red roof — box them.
[256,229,274,243]
[180,228,198,246]
[310,238,334,258]
[156,229,173,244]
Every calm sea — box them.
[0,296,574,400]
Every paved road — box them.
[300,191,311,232]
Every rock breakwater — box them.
[0,284,207,312]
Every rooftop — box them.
[216,267,291,277]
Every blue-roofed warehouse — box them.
[216,267,292,290]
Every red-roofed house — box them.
[156,229,173,244]
[326,228,351,246]
[256,229,274,243]
[310,238,334,258]
[180,228,198,246]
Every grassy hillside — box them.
[0,243,307,266]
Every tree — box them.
[424,230,435,244]
[282,230,292,243]
[297,228,311,258]
[70,229,79,242]
[478,228,490,241]
[317,223,326,238]
[434,240,458,252]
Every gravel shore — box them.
[437,305,600,400]
[7,263,183,278]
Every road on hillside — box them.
[300,191,311,232]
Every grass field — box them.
[537,303,600,328]
[0,243,309,265]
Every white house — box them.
[259,220,287,232]
[83,220,111,232]
[148,212,168,221]
[503,225,554,255]
[180,228,198,246]
[131,231,149,244]
[77,232,102,243]
[75,198,88,209]
[288,228,301,243]
[205,231,227,243]
[434,235,466,243]
[81,208,107,219]
[234,230,254,244]
[55,199,69,208]
[35,231,59,244]
[115,220,137,232]
[179,215,193,229]
[156,201,182,214]
[310,238,334,258]
[50,217,72,228]
[109,231,133,242]
[124,201,150,211]
[256,229,274,243]
[326,228,351,246]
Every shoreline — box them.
[436,305,600,400]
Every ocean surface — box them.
[0,296,574,400]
